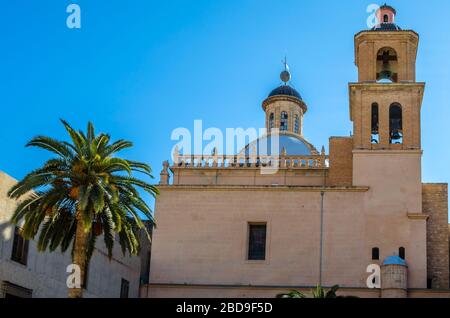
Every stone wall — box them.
[147,284,450,298]
[327,137,353,186]
[150,180,430,294]
[147,284,381,298]
[423,183,449,289]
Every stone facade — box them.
[354,31,418,83]
[147,6,449,298]
[349,83,424,150]
[423,183,449,289]
[0,171,150,298]
[327,137,353,186]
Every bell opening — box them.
[376,47,398,83]
[389,103,403,144]
[371,103,379,144]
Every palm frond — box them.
[26,136,74,159]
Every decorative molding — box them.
[348,82,425,91]
[407,213,429,220]
[157,185,370,193]
[262,95,307,113]
[352,149,423,155]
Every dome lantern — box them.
[262,60,308,136]
[372,4,402,31]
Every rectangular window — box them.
[120,279,129,298]
[399,247,405,260]
[11,227,29,266]
[2,282,32,298]
[248,223,267,261]
[372,247,379,260]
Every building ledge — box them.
[146,283,450,298]
[158,185,369,192]
[349,82,425,88]
[353,149,423,155]
[146,282,377,290]
[407,213,429,220]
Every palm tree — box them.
[277,285,357,298]
[8,120,159,298]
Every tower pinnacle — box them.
[280,57,291,84]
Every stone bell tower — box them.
[350,4,424,150]
[350,4,428,290]
[350,5,425,150]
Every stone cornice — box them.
[349,82,425,90]
[262,95,307,113]
[354,30,419,42]
[352,149,423,155]
[158,185,369,192]
[407,213,429,220]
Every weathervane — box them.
[280,56,291,84]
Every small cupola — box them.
[378,4,396,24]
[372,4,402,31]
[262,59,308,136]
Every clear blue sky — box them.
[1,1,449,212]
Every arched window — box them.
[372,247,380,260]
[389,104,403,144]
[269,113,274,130]
[280,112,288,131]
[377,47,398,83]
[294,114,299,134]
[399,247,405,260]
[371,103,379,144]
[383,14,389,23]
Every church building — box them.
[147,5,450,298]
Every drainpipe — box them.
[319,148,326,286]
[319,191,325,286]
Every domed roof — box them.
[380,3,396,15]
[268,85,302,100]
[383,255,407,266]
[244,133,317,156]
[371,23,402,31]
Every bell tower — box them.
[350,4,425,150]
[350,5,428,290]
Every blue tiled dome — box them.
[244,134,317,156]
[268,85,302,100]
[383,255,407,266]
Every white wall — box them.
[0,170,147,298]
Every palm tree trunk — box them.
[68,212,89,298]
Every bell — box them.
[390,119,402,140]
[391,130,402,140]
[378,62,393,81]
